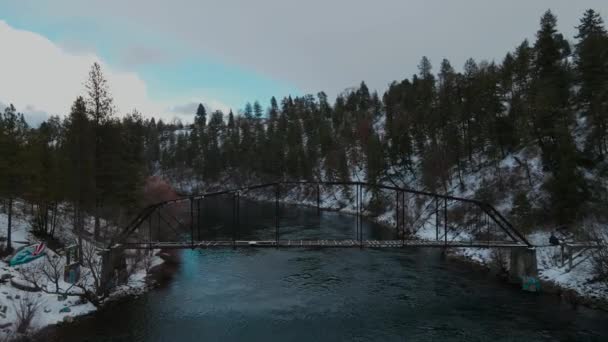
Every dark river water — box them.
[47,199,608,341]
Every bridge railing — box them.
[109,181,533,249]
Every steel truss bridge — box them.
[109,181,533,250]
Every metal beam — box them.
[121,239,529,250]
[111,180,534,249]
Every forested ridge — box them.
[1,9,607,246]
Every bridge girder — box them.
[109,181,533,250]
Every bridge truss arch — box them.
[109,181,533,250]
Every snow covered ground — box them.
[448,231,608,306]
[530,232,608,302]
[0,204,163,339]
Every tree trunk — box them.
[44,203,49,235]
[50,203,58,237]
[467,119,472,162]
[7,198,13,252]
[73,204,78,232]
[77,205,84,264]
[514,156,534,188]
[94,201,101,241]
[457,159,464,188]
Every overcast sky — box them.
[1,0,607,124]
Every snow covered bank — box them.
[0,205,165,340]
[531,232,608,308]
[447,231,608,310]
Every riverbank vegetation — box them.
[157,10,607,233]
[156,10,608,284]
[0,199,161,339]
[0,7,607,326]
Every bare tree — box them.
[592,249,608,284]
[490,248,509,275]
[130,249,154,275]
[580,217,608,286]
[13,293,41,334]
[40,254,63,294]
[15,263,44,292]
[20,244,104,305]
[143,254,154,275]
[79,242,104,295]
[17,253,86,301]
[18,243,144,309]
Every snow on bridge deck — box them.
[120,239,528,249]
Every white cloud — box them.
[22,0,607,99]
[0,20,227,124]
[118,45,171,67]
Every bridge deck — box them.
[120,240,528,249]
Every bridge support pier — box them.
[100,246,128,294]
[509,247,539,292]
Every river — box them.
[46,199,608,341]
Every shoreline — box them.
[27,187,606,340]
[444,249,608,312]
[30,250,178,341]
[37,235,608,341]
[33,238,608,340]
[248,190,608,313]
[195,184,608,313]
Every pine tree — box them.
[253,101,264,119]
[204,111,226,180]
[64,97,93,255]
[462,58,479,161]
[575,9,608,157]
[244,102,254,119]
[193,103,207,177]
[26,117,63,236]
[532,10,572,171]
[195,103,207,128]
[285,113,304,179]
[414,56,436,152]
[545,125,588,225]
[0,105,28,251]
[144,118,161,170]
[437,58,463,174]
[85,62,114,240]
[116,111,146,213]
[365,131,384,183]
[511,191,533,233]
[383,79,414,166]
[225,110,239,169]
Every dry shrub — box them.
[591,239,608,284]
[12,293,41,334]
[489,248,509,274]
[586,220,608,285]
